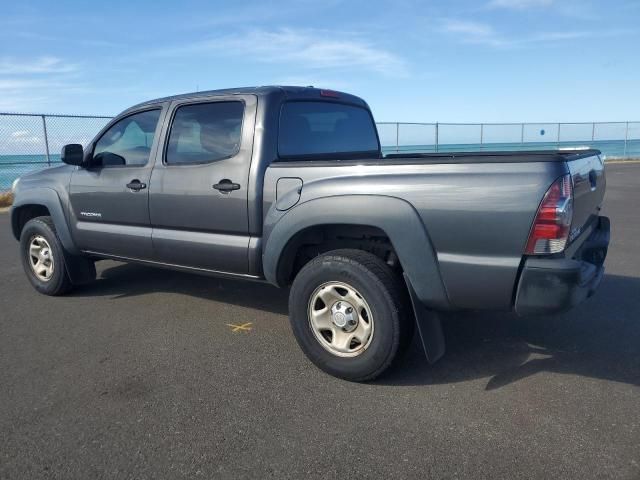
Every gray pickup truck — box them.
[10,86,609,381]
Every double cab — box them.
[11,86,609,381]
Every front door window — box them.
[93,109,161,167]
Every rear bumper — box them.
[514,216,610,316]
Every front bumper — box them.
[514,216,610,316]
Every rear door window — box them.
[166,101,244,165]
[278,101,379,159]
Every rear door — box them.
[148,95,257,273]
[68,107,165,259]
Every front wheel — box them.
[20,216,74,296]
[288,249,413,381]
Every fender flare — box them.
[11,187,79,255]
[262,195,450,310]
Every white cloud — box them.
[438,20,505,46]
[0,56,77,75]
[487,0,554,9]
[440,19,496,37]
[0,78,89,100]
[153,28,407,76]
[10,130,30,138]
[8,132,41,144]
[0,56,85,112]
[0,78,88,113]
[271,75,352,91]
[439,18,630,48]
[530,31,590,41]
[486,0,600,19]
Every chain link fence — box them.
[1,113,639,192]
[377,121,640,157]
[0,113,111,191]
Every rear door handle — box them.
[126,179,147,191]
[213,179,241,193]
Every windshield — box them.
[278,101,379,159]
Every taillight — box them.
[525,174,573,255]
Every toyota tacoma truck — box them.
[10,86,609,381]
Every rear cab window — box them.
[278,101,380,160]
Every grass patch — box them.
[0,191,14,208]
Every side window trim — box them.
[162,98,246,167]
[90,106,164,169]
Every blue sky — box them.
[1,0,639,122]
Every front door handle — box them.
[213,179,241,193]
[126,179,147,191]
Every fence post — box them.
[591,122,595,142]
[395,122,399,153]
[624,121,628,157]
[557,122,561,147]
[520,123,524,144]
[480,123,484,148]
[435,122,439,152]
[41,115,51,166]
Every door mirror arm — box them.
[83,145,95,168]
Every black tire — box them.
[20,216,73,296]
[289,249,413,382]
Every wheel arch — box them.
[263,195,450,310]
[273,223,396,285]
[11,188,79,255]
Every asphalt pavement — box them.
[0,163,638,479]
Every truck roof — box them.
[129,85,368,111]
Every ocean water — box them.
[1,154,63,190]
[1,140,638,190]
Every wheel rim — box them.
[28,235,55,281]
[307,281,374,358]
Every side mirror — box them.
[61,144,84,166]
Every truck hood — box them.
[16,164,74,185]
[13,164,75,198]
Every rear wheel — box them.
[20,216,73,296]
[289,249,413,381]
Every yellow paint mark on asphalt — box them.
[226,322,253,333]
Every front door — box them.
[68,107,165,259]
[148,95,256,273]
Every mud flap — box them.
[63,251,96,285]
[403,273,446,363]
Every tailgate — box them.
[567,153,606,240]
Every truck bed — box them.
[265,148,605,312]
